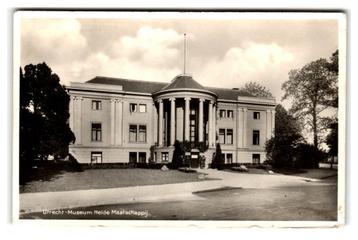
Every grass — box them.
[281,168,338,179]
[20,168,210,193]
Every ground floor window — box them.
[162,152,169,162]
[129,152,137,163]
[226,153,233,164]
[252,154,260,164]
[139,152,146,163]
[91,151,102,164]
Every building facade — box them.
[67,74,276,167]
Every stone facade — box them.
[67,74,276,166]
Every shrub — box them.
[211,143,224,169]
[293,143,325,168]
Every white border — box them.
[12,10,346,228]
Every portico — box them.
[154,74,217,149]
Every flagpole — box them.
[183,33,186,75]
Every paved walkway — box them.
[20,169,327,214]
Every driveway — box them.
[19,168,333,216]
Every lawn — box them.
[20,168,209,193]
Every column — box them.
[208,100,213,147]
[198,98,204,142]
[266,110,271,140]
[212,103,216,145]
[243,108,247,148]
[115,99,123,146]
[74,97,83,145]
[69,96,74,131]
[110,99,116,145]
[184,97,191,141]
[158,99,163,146]
[237,107,243,148]
[170,98,176,146]
[271,110,276,137]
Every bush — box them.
[211,143,224,169]
[171,140,185,169]
[293,143,325,168]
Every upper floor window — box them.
[219,128,233,145]
[253,130,260,145]
[253,111,260,119]
[227,110,234,118]
[92,100,102,110]
[130,103,147,113]
[227,129,233,144]
[129,124,147,143]
[219,109,234,119]
[139,104,147,113]
[130,103,137,113]
[91,123,102,141]
[219,110,226,118]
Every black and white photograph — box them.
[13,11,346,226]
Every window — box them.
[139,152,146,163]
[129,152,137,163]
[92,100,102,110]
[129,124,147,142]
[138,125,147,142]
[252,154,260,164]
[91,123,102,141]
[219,128,233,145]
[219,129,226,144]
[91,152,102,164]
[130,103,137,113]
[227,110,233,118]
[139,104,147,113]
[162,152,169,162]
[219,109,226,118]
[253,112,260,119]
[129,125,137,142]
[226,153,233,164]
[253,130,260,145]
[227,129,233,144]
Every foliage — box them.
[239,82,273,98]
[211,143,224,169]
[148,145,156,163]
[265,104,304,168]
[326,119,338,157]
[293,143,325,168]
[171,140,185,169]
[197,141,208,152]
[282,53,338,149]
[20,62,75,183]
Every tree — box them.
[172,140,184,169]
[211,143,224,169]
[282,56,338,149]
[326,119,338,157]
[239,82,273,98]
[20,62,75,182]
[265,104,304,168]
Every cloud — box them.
[111,26,182,67]
[196,42,294,98]
[21,19,87,65]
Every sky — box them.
[20,12,339,104]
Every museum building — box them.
[67,74,276,167]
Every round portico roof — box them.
[154,74,217,98]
